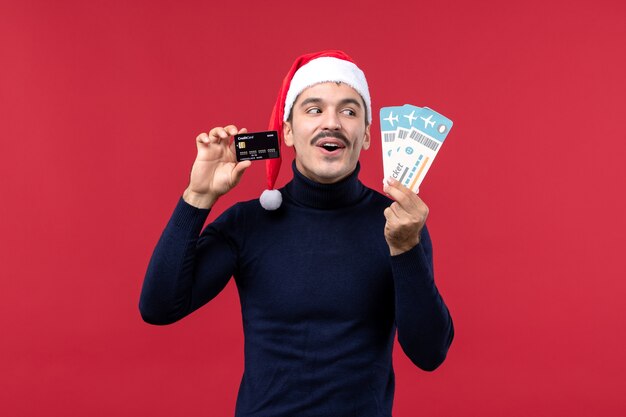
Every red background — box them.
[1,0,625,416]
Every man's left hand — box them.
[383,178,429,256]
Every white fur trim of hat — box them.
[282,57,372,124]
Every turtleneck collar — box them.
[282,161,367,210]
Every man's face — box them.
[283,82,371,184]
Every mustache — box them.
[310,131,350,147]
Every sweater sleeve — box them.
[391,225,454,371]
[138,198,239,325]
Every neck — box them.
[283,161,366,210]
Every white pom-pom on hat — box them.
[260,189,283,210]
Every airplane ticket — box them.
[379,105,453,193]
[379,106,409,179]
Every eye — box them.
[341,108,357,117]
[306,107,322,114]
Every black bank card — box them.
[234,130,280,162]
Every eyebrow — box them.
[298,97,363,108]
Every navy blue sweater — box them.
[140,163,453,417]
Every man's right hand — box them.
[183,125,252,209]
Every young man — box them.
[140,50,453,417]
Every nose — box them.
[321,110,341,131]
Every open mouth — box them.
[317,139,346,153]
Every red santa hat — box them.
[260,50,371,210]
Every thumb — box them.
[231,160,252,185]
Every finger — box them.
[208,127,231,144]
[237,127,248,135]
[231,160,252,185]
[383,206,394,221]
[383,207,398,230]
[384,181,417,210]
[384,203,409,223]
[224,125,239,137]
[384,177,416,199]
[196,132,210,145]
[385,177,420,195]
[384,178,424,213]
[390,201,411,220]
[389,203,416,230]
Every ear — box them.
[283,120,294,147]
[361,124,371,150]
